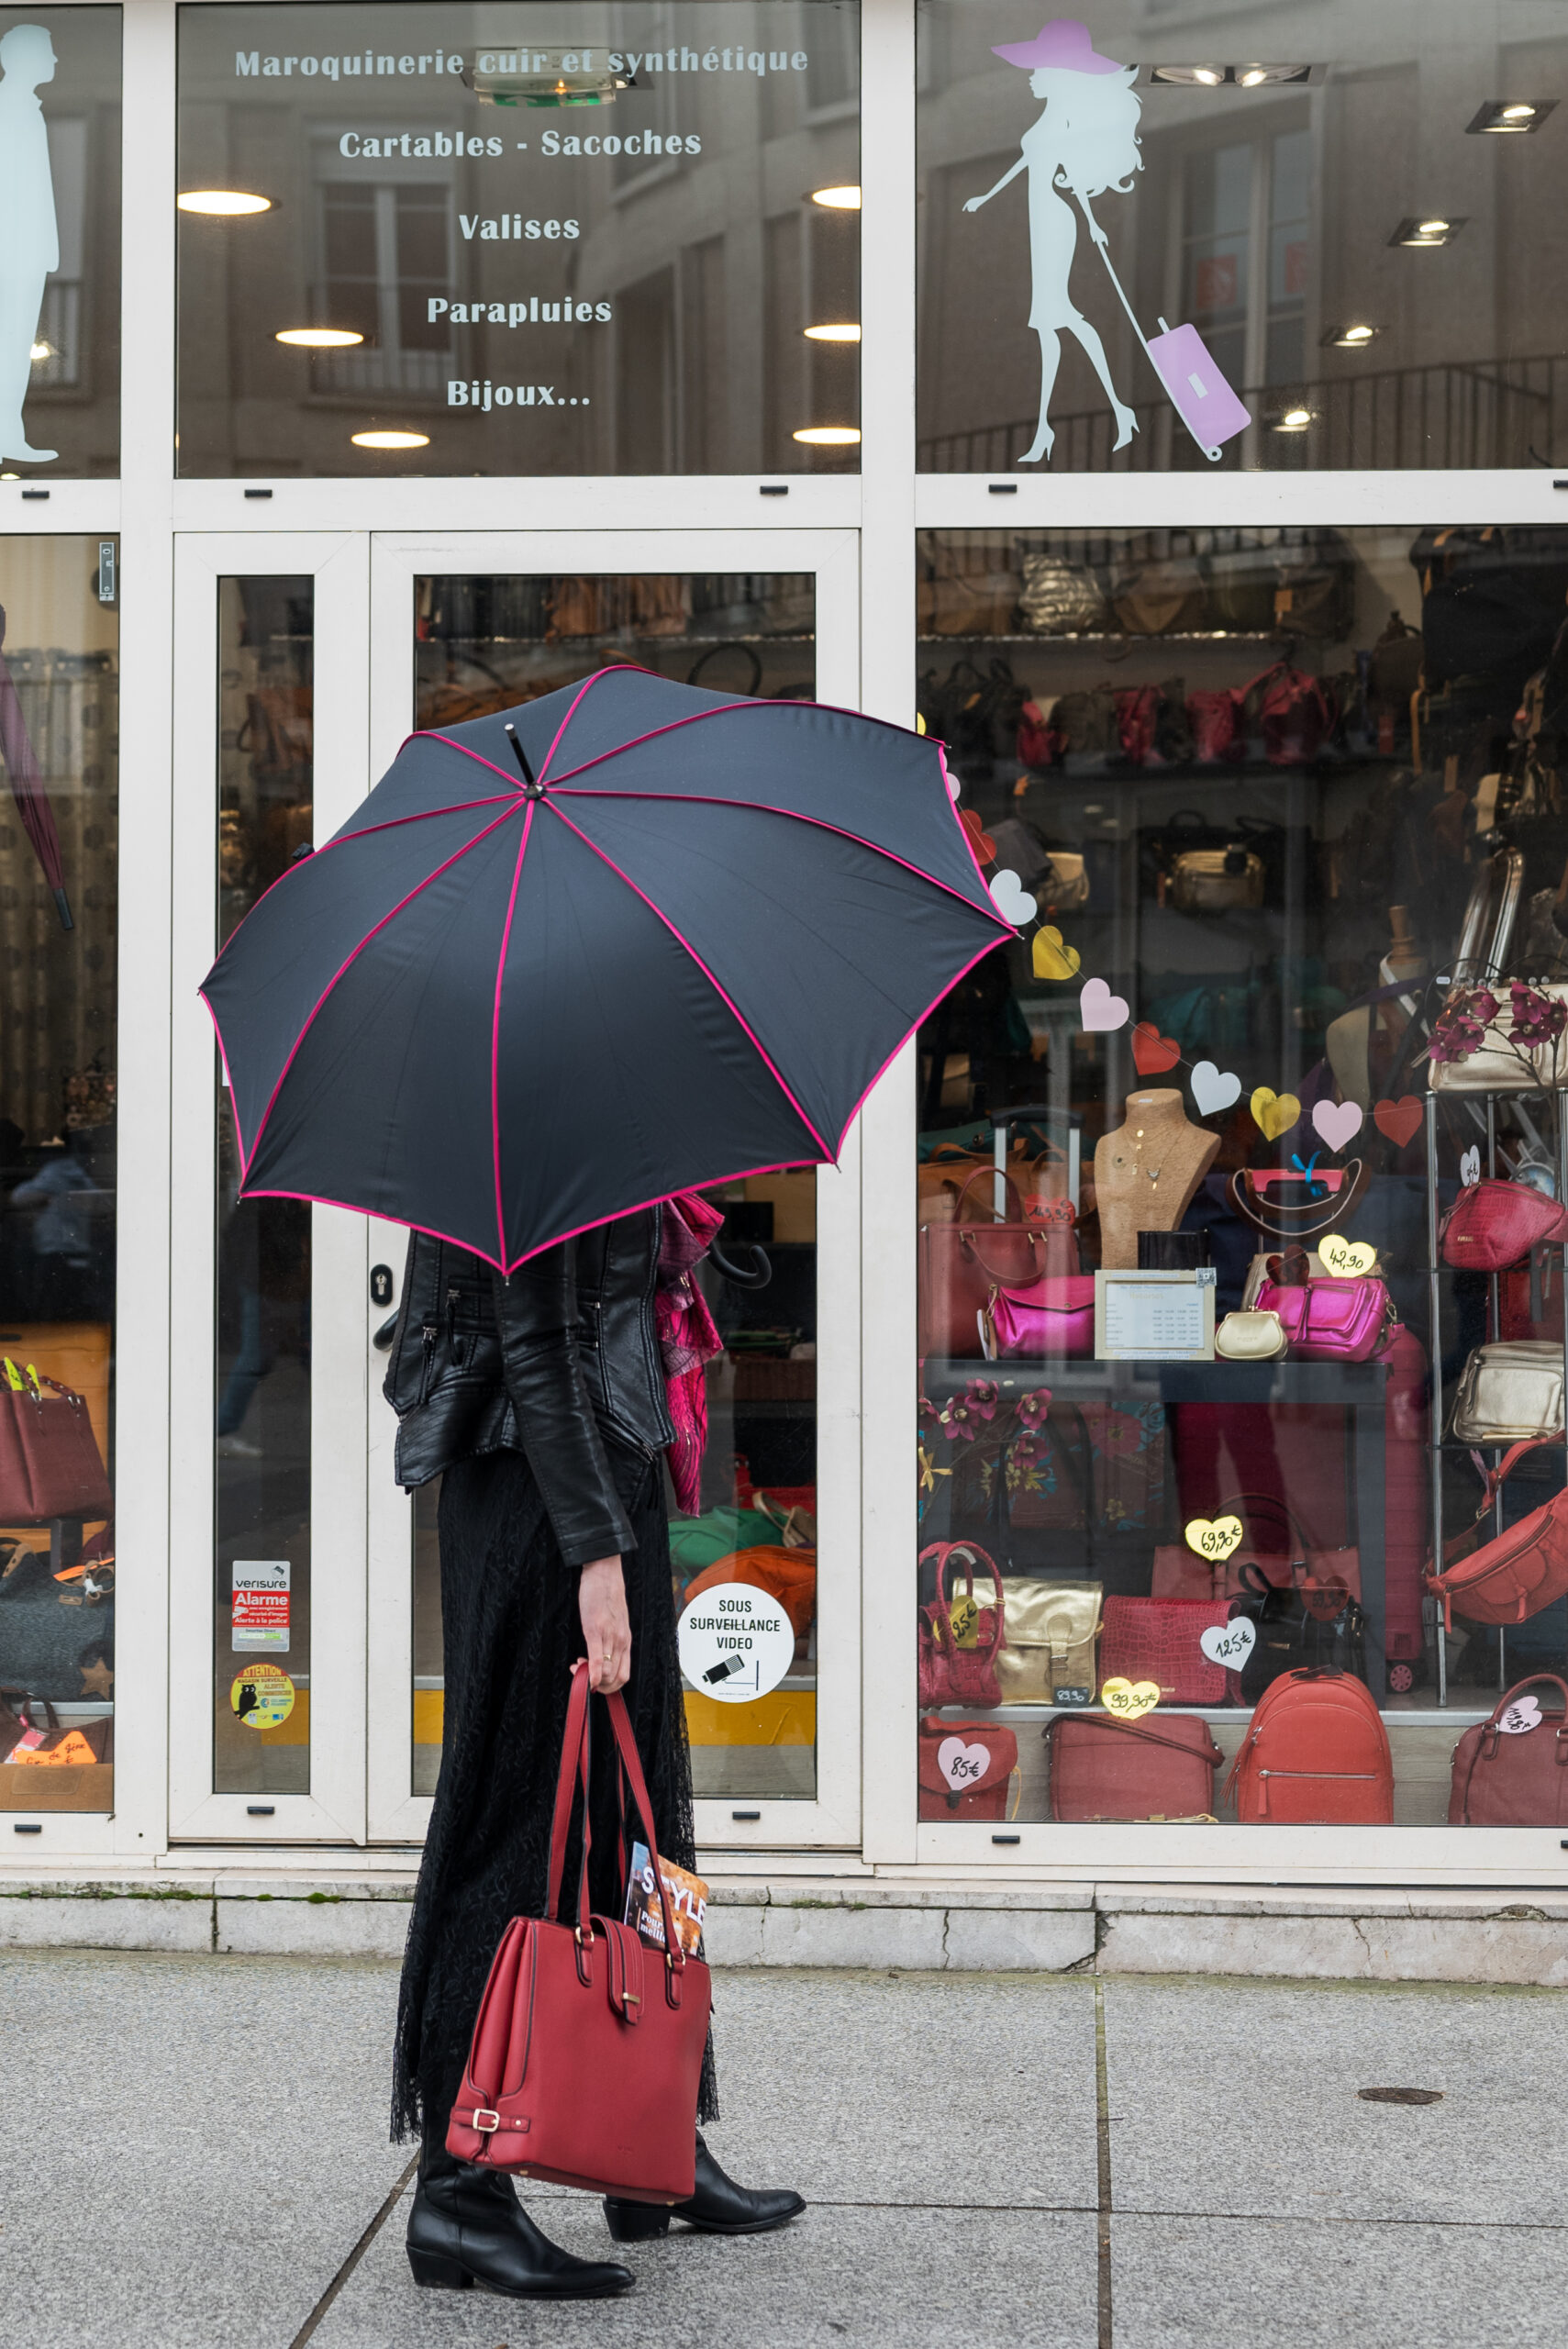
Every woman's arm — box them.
[964,155,1026,213]
[489,1243,636,1573]
[1073,187,1108,249]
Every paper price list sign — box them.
[1095,1271,1216,1362]
[232,1559,291,1653]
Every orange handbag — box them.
[684,1544,817,1639]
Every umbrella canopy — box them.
[201,666,1014,1271]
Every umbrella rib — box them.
[541,800,833,1160]
[490,796,536,1267]
[231,801,522,1184]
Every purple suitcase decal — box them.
[1145,317,1251,457]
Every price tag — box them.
[936,1736,992,1791]
[1052,1684,1093,1708]
[1101,1676,1160,1720]
[948,1593,979,1650]
[1199,1619,1257,1669]
[1498,1696,1542,1736]
[1318,1233,1377,1278]
[1184,1515,1243,1563]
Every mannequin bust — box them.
[1094,1089,1220,1270]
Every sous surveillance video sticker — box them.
[677,1581,795,1704]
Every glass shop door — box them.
[363,529,864,1852]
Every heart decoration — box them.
[1100,1676,1161,1720]
[1498,1696,1542,1736]
[961,807,997,866]
[1301,1579,1351,1622]
[1318,1232,1377,1278]
[1251,1087,1302,1142]
[1191,1061,1242,1117]
[1373,1095,1424,1150]
[1266,1247,1312,1286]
[948,1593,979,1650]
[936,1735,994,1788]
[1312,1097,1364,1152]
[1461,1146,1481,1188]
[1131,1021,1182,1075]
[1032,926,1082,983]
[1199,1618,1257,1669]
[1184,1514,1244,1563]
[1080,976,1129,1033]
[988,869,1038,927]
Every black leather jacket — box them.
[383,1208,673,1568]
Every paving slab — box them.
[1103,1976,1568,2227]
[312,2197,1100,2349]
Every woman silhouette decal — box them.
[965,18,1142,464]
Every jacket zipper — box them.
[417,1324,438,1407]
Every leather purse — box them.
[1169,846,1265,913]
[1224,1669,1394,1824]
[917,1716,1019,1819]
[0,1367,113,1521]
[1151,1493,1361,1605]
[1225,1562,1365,1703]
[917,1172,1057,1358]
[447,1663,711,2199]
[1215,1309,1286,1361]
[983,1273,1096,1359]
[1047,1712,1224,1821]
[918,1543,1004,1709]
[1448,1675,1568,1826]
[917,1147,1071,1227]
[1440,1179,1568,1273]
[1427,1439,1568,1630]
[1254,1275,1392,1362]
[1430,985,1568,1091]
[1451,1341,1565,1446]
[995,1578,1102,1705]
[1098,1594,1232,1705]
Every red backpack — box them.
[1224,1670,1393,1823]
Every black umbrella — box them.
[201,666,1014,1271]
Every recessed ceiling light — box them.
[351,429,429,450]
[1152,64,1224,84]
[810,185,861,209]
[178,189,272,215]
[275,327,365,349]
[1321,321,1381,348]
[803,324,861,342]
[1467,98,1556,134]
[1390,215,1466,247]
[1274,406,1313,430]
[1151,62,1309,87]
[28,340,50,362]
[793,426,862,445]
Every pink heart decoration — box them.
[1311,1098,1363,1152]
[1079,977,1129,1033]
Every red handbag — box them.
[1426,1439,1568,1630]
[1254,1275,1392,1362]
[918,1543,1004,1708]
[0,1370,112,1521]
[1440,1180,1568,1275]
[1224,1669,1393,1824]
[447,1663,711,2201]
[917,1715,1018,1819]
[1098,1594,1232,1704]
[1048,1712,1224,1821]
[1448,1675,1568,1826]
[1151,1491,1362,1603]
[917,1170,1057,1358]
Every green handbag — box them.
[668,1507,778,1579]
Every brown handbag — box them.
[1448,1675,1568,1825]
[917,1168,1067,1358]
[0,1369,112,1521]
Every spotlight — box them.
[793,426,862,445]
[1390,216,1466,247]
[178,189,272,215]
[1466,99,1556,134]
[1321,322,1381,349]
[810,185,861,208]
[803,324,861,341]
[1273,406,1313,431]
[351,429,429,450]
[275,328,364,349]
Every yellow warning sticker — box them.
[230,1662,295,1731]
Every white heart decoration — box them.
[1461,1146,1481,1188]
[1079,976,1130,1033]
[1312,1098,1364,1152]
[937,1736,992,1790]
[1199,1618,1257,1670]
[1191,1061,1242,1117]
[988,868,1039,927]
[940,749,962,801]
[1498,1696,1542,1736]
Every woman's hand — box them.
[579,1555,631,1693]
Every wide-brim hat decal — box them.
[991,17,1124,72]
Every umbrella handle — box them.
[710,1235,773,1290]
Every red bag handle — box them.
[918,1542,1006,1658]
[1453,1674,1568,1820]
[545,1662,684,1973]
[951,1165,1026,1224]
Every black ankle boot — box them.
[408,2157,634,2298]
[604,2132,806,2241]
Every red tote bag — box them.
[0,1371,112,1521]
[1098,1595,1232,1705]
[447,1662,711,2203]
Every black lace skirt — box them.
[392,1440,717,2145]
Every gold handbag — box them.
[1450,1340,1566,1444]
[995,1579,1102,1705]
[1215,1309,1287,1362]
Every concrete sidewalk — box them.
[6,1951,1565,2347]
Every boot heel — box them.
[604,2199,672,2243]
[407,2248,473,2289]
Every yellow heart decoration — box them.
[948,1593,979,1650]
[1101,1676,1161,1721]
[1318,1232,1377,1278]
[1250,1086,1301,1142]
[1184,1514,1244,1564]
[1031,926,1082,983]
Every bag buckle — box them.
[472,2109,500,2133]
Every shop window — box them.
[214,579,313,1796]
[917,2,1568,473]
[407,572,820,1802]
[174,1,859,477]
[0,538,118,1810]
[915,523,1568,1830]
[0,7,119,479]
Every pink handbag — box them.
[918,1542,1005,1708]
[983,1274,1095,1359]
[1254,1275,1392,1363]
[1440,1179,1568,1275]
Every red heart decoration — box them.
[1301,1579,1351,1622]
[960,807,996,867]
[1131,1021,1182,1075]
[1265,1248,1312,1287]
[1373,1095,1423,1149]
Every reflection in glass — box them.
[214,579,313,1795]
[0,539,117,1809]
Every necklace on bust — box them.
[1133,1127,1163,1186]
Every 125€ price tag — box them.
[1199,1619,1257,1669]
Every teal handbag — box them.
[667,1507,777,1579]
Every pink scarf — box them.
[654,1193,726,1515]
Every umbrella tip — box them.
[503,722,536,788]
